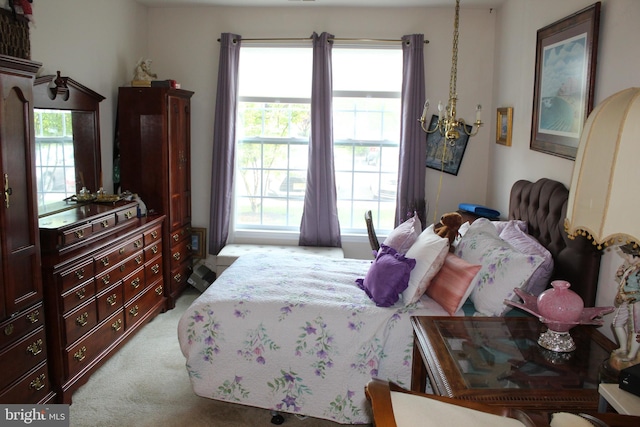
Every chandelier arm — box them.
[419,117,443,134]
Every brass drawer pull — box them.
[130,278,141,289]
[151,230,158,239]
[76,312,89,327]
[101,257,110,267]
[4,323,14,336]
[26,338,43,356]
[75,229,85,239]
[134,239,142,248]
[29,374,46,391]
[124,210,134,219]
[129,305,139,317]
[119,265,126,272]
[173,273,182,283]
[112,319,122,331]
[119,247,125,255]
[155,285,163,296]
[172,233,179,242]
[76,287,86,300]
[151,245,158,254]
[151,264,160,274]
[173,252,181,261]
[27,310,39,324]
[102,274,110,285]
[135,255,143,265]
[107,294,117,306]
[101,220,109,228]
[75,268,85,280]
[74,346,87,362]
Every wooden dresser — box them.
[0,55,55,404]
[38,201,165,403]
[117,87,194,308]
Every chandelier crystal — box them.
[419,0,483,143]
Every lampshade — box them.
[565,87,640,249]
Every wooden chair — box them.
[365,210,380,255]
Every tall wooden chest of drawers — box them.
[39,201,165,403]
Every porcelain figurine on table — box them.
[610,245,640,370]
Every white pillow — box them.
[454,218,544,316]
[402,225,449,305]
[499,220,554,296]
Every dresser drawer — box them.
[66,311,125,378]
[62,223,93,246]
[94,235,144,276]
[144,239,162,261]
[169,225,190,245]
[58,259,95,294]
[0,327,47,389]
[143,224,162,246]
[0,362,51,404]
[116,205,137,223]
[145,255,163,284]
[94,251,142,294]
[0,303,43,349]
[91,213,117,234]
[169,262,192,292]
[170,238,191,271]
[96,283,123,323]
[63,300,98,345]
[125,280,164,330]
[123,266,145,302]
[61,280,96,314]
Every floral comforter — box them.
[177,252,454,424]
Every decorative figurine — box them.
[133,58,158,82]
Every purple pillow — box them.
[356,244,416,307]
[382,214,422,254]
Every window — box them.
[234,45,402,236]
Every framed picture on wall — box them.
[191,227,206,260]
[425,115,471,176]
[530,2,600,160]
[496,107,513,146]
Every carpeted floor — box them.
[69,288,358,427]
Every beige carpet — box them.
[69,288,361,427]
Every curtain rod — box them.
[217,37,429,44]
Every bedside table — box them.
[411,316,616,412]
[598,383,640,415]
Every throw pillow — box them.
[356,244,416,307]
[401,225,449,305]
[382,213,422,255]
[455,218,544,316]
[499,220,554,296]
[427,253,481,315]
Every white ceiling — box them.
[135,0,506,8]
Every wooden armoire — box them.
[0,55,55,403]
[117,87,194,308]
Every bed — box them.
[177,178,601,424]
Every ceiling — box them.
[135,0,506,8]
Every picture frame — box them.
[425,115,471,176]
[496,107,513,146]
[530,2,600,160]
[191,227,206,260]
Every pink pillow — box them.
[382,214,422,254]
[426,253,481,315]
[356,244,416,307]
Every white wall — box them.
[29,0,148,194]
[490,0,640,341]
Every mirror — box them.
[33,72,105,216]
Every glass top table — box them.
[410,316,616,412]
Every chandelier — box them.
[419,0,483,142]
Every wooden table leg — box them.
[411,334,427,393]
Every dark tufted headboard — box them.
[508,178,601,307]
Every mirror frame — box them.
[33,72,105,216]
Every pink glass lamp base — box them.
[537,329,576,352]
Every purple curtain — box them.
[395,34,427,227]
[299,32,341,247]
[208,33,241,254]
